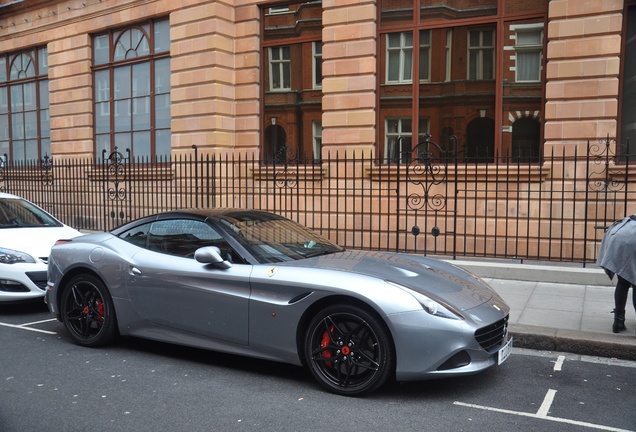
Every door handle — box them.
[130,266,142,276]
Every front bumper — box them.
[0,263,48,302]
[387,298,511,381]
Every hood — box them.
[1,226,82,259]
[291,250,495,311]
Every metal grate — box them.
[475,316,508,352]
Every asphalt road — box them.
[1,301,635,432]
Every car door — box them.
[122,218,252,345]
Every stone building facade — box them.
[0,0,634,261]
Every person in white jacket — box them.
[596,215,636,334]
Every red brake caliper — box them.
[320,325,335,368]
[95,300,105,322]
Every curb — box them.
[448,260,613,286]
[510,324,636,361]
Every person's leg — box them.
[613,276,629,333]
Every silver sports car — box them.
[45,209,512,395]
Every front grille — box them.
[475,315,508,352]
[26,271,48,291]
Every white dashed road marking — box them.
[553,355,565,371]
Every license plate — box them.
[497,337,513,365]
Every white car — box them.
[0,192,82,302]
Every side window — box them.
[117,223,151,248]
[146,219,227,258]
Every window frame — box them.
[386,32,414,84]
[512,23,543,83]
[92,18,171,161]
[269,46,292,91]
[0,47,50,163]
[467,28,495,81]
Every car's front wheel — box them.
[304,304,394,396]
[60,274,118,347]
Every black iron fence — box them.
[1,136,633,264]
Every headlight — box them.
[0,247,36,264]
[386,280,463,320]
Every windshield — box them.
[218,211,344,263]
[0,198,62,229]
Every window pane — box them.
[114,132,131,152]
[155,58,171,94]
[114,100,131,132]
[40,138,50,157]
[0,88,7,113]
[517,31,541,45]
[154,19,170,53]
[11,113,23,139]
[96,134,110,157]
[95,70,110,102]
[10,85,23,110]
[38,48,48,75]
[0,114,8,140]
[282,62,291,88]
[25,139,38,160]
[132,96,150,129]
[155,93,170,129]
[388,33,401,48]
[95,102,110,134]
[114,66,131,99]
[518,51,540,81]
[403,48,413,81]
[482,30,494,46]
[133,131,150,159]
[155,129,171,158]
[24,111,37,138]
[40,108,50,139]
[23,82,36,110]
[39,80,49,109]
[94,35,110,65]
[483,49,494,79]
[12,140,25,161]
[0,56,6,82]
[132,63,150,96]
[388,51,400,81]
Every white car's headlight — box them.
[0,247,36,264]
[386,280,463,320]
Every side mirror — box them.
[194,246,232,269]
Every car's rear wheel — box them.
[304,304,394,396]
[60,274,118,347]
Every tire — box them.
[304,304,395,396]
[60,274,118,347]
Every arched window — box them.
[465,117,494,163]
[264,124,288,163]
[0,48,49,162]
[511,117,541,162]
[93,19,170,161]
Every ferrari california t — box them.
[45,208,512,395]
[0,192,82,302]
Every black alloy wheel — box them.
[60,274,118,347]
[304,304,394,396]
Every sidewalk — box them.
[449,260,636,361]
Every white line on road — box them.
[19,318,57,327]
[536,389,557,417]
[453,400,634,432]
[0,321,56,335]
[553,355,565,371]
